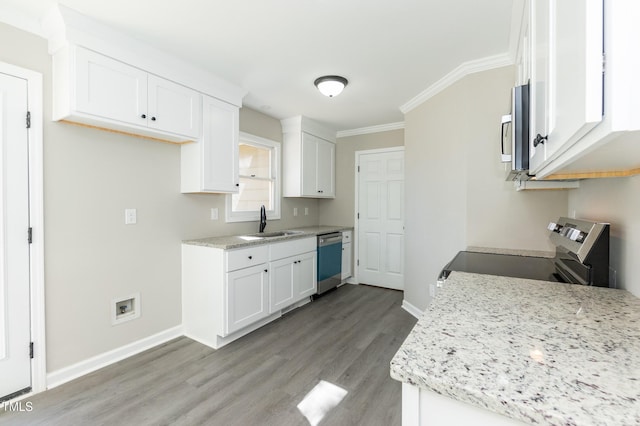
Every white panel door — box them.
[269,257,295,313]
[147,75,201,139]
[75,47,148,127]
[544,0,603,160]
[295,251,317,299]
[0,72,31,400]
[300,132,318,196]
[201,95,239,193]
[357,149,404,290]
[225,264,269,335]
[315,138,335,197]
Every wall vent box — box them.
[112,293,140,325]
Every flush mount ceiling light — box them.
[314,75,348,97]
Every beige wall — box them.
[318,129,404,226]
[0,22,319,372]
[568,177,640,297]
[404,65,569,311]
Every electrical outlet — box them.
[125,209,137,225]
[210,208,219,220]
[293,207,298,217]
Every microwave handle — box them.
[501,114,512,163]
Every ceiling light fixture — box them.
[314,75,348,97]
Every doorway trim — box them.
[0,61,46,396]
[353,146,405,287]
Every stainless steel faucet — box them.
[259,205,267,233]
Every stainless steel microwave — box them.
[501,84,530,181]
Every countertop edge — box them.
[182,225,353,250]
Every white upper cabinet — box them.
[528,0,640,179]
[282,116,336,198]
[147,74,201,138]
[529,0,604,173]
[181,95,239,193]
[74,46,148,127]
[54,45,202,143]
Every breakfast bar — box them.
[391,271,640,425]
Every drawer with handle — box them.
[226,245,269,272]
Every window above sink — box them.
[226,132,281,222]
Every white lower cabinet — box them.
[226,264,269,335]
[182,236,316,349]
[269,239,317,313]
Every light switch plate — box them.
[304,207,309,216]
[125,208,137,225]
[210,208,219,220]
[293,207,298,217]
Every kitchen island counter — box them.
[390,271,640,425]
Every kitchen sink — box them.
[239,230,305,240]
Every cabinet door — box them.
[75,47,148,127]
[296,251,317,299]
[269,257,296,313]
[201,96,239,192]
[316,138,335,197]
[147,75,201,139]
[529,0,551,171]
[341,242,352,280]
[530,0,604,173]
[226,264,269,335]
[545,0,603,161]
[301,132,318,196]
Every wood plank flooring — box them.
[0,284,416,426]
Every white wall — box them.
[568,176,640,297]
[318,129,404,227]
[0,22,319,372]
[404,65,569,311]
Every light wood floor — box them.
[0,284,416,426]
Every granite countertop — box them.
[390,271,640,425]
[467,246,555,258]
[182,225,352,250]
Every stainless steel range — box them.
[439,217,611,287]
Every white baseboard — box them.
[46,325,183,389]
[402,299,423,319]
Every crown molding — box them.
[0,5,45,36]
[336,122,405,138]
[400,52,514,114]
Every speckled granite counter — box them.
[182,225,352,249]
[391,272,640,425]
[467,246,555,258]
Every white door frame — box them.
[353,146,405,286]
[0,61,46,397]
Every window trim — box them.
[225,132,281,223]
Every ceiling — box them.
[1,0,518,132]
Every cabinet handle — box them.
[151,116,156,121]
[533,133,547,148]
[264,269,268,273]
[141,114,146,119]
[318,190,323,193]
[248,255,253,260]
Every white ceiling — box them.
[1,0,518,132]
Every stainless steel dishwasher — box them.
[316,232,343,295]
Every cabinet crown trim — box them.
[43,4,246,107]
[281,115,336,143]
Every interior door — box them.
[0,72,31,401]
[357,149,404,290]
